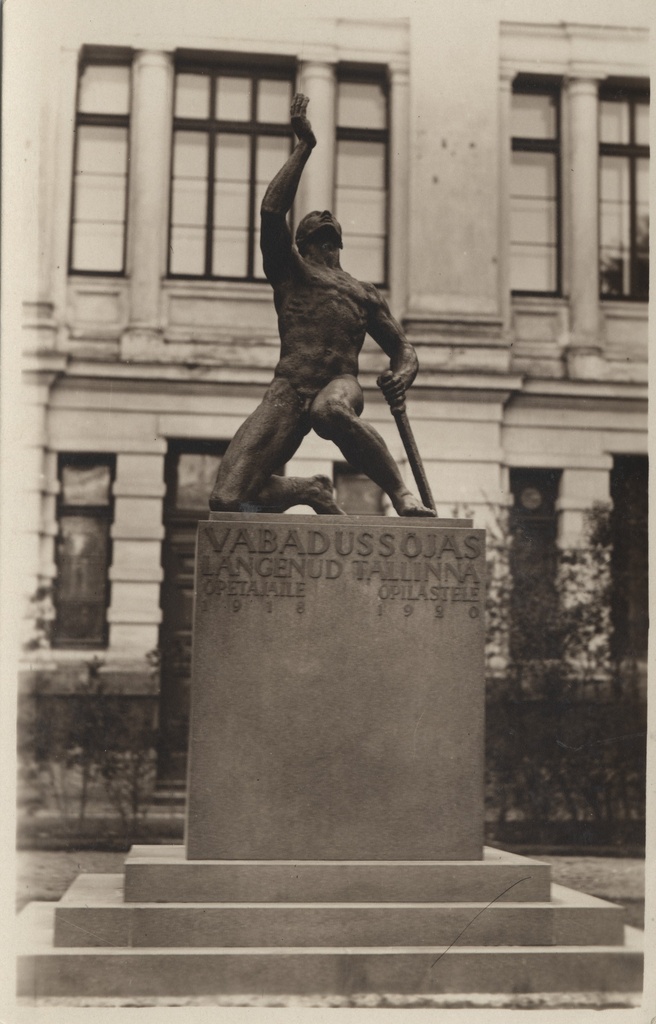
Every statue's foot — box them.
[394,490,437,517]
[305,475,346,515]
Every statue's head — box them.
[295,210,343,255]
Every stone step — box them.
[17,903,643,999]
[52,874,625,949]
[124,845,552,903]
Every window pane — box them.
[636,157,649,208]
[510,151,555,198]
[256,135,291,183]
[600,155,630,204]
[599,99,630,144]
[340,236,385,283]
[336,186,386,236]
[337,139,386,188]
[78,64,130,115]
[510,196,557,245]
[176,453,222,510]
[74,172,127,223]
[170,226,206,275]
[214,134,251,276]
[175,73,210,118]
[509,151,557,291]
[77,125,128,174]
[56,516,110,643]
[214,181,250,229]
[599,155,630,296]
[636,157,649,253]
[71,221,125,272]
[170,132,209,273]
[216,76,252,120]
[215,133,250,180]
[212,228,249,277]
[173,131,208,177]
[337,81,386,129]
[635,101,650,146]
[62,463,112,505]
[171,177,208,227]
[510,243,557,292]
[636,157,649,297]
[257,78,292,123]
[511,92,556,139]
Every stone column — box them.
[122,51,173,358]
[296,60,336,216]
[108,450,167,656]
[388,61,410,317]
[20,366,66,650]
[556,465,612,548]
[498,68,515,338]
[567,75,603,377]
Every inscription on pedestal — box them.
[186,514,485,861]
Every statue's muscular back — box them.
[272,255,374,400]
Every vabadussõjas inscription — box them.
[199,520,484,613]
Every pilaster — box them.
[556,465,612,548]
[121,51,174,360]
[297,60,336,217]
[388,61,410,317]
[498,67,516,338]
[566,74,605,379]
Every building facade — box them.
[15,0,649,785]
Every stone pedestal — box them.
[187,514,485,861]
[16,514,643,1002]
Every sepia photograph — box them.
[1,0,652,1018]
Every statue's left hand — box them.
[377,370,407,411]
[291,93,317,149]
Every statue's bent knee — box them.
[311,399,352,440]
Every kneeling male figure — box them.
[210,94,435,518]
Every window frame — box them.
[167,55,297,282]
[510,75,562,299]
[53,453,116,649]
[68,49,133,277]
[598,81,650,302]
[335,64,390,289]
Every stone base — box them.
[17,846,643,1000]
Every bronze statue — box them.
[210,94,435,518]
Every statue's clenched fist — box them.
[291,93,317,149]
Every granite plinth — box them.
[124,845,552,903]
[186,514,486,861]
[18,902,643,999]
[52,874,625,949]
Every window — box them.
[335,69,389,286]
[54,455,115,647]
[168,59,295,280]
[69,54,131,273]
[509,468,562,662]
[334,463,384,515]
[610,455,648,663]
[599,84,649,300]
[510,78,561,295]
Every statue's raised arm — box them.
[260,94,316,285]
